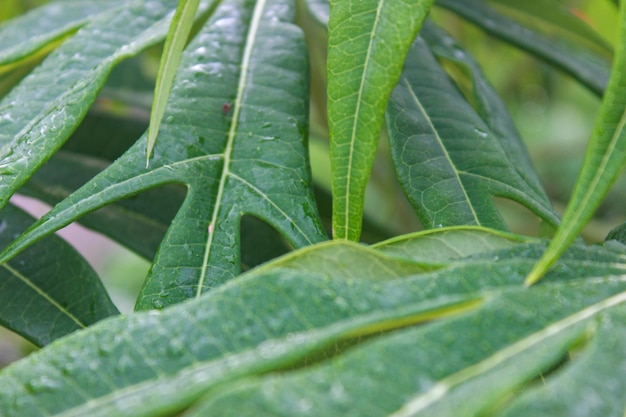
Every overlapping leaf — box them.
[437,0,612,95]
[21,151,291,270]
[386,24,558,230]
[0,0,189,210]
[527,2,626,284]
[185,275,626,417]
[1,227,625,416]
[0,0,327,311]
[0,204,118,347]
[327,0,434,241]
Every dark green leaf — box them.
[0,0,327,310]
[386,29,558,230]
[0,204,118,347]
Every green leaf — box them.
[185,278,626,417]
[0,0,125,67]
[21,151,181,259]
[0,0,327,310]
[146,0,202,165]
[386,26,558,230]
[0,0,183,211]
[437,0,612,96]
[0,204,118,347]
[327,0,434,241]
[526,3,626,285]
[22,152,291,270]
[372,226,532,266]
[1,228,625,415]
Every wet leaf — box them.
[0,0,327,310]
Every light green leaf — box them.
[526,3,626,285]
[146,0,202,165]
[0,0,184,211]
[437,0,612,96]
[386,26,558,230]
[1,228,625,416]
[327,0,434,241]
[0,204,118,347]
[373,226,532,266]
[0,0,327,310]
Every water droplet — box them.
[262,122,272,128]
[24,376,59,394]
[473,128,488,138]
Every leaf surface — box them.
[437,0,612,96]
[0,0,327,310]
[0,0,183,211]
[0,0,124,67]
[327,0,434,240]
[186,277,626,417]
[0,204,118,347]
[0,228,625,416]
[527,3,626,284]
[386,26,558,230]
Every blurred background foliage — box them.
[0,0,622,366]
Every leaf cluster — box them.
[0,0,624,416]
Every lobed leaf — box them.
[526,2,626,285]
[0,228,625,415]
[21,151,291,270]
[327,0,434,241]
[386,26,558,230]
[437,0,612,96]
[0,0,327,310]
[0,204,118,347]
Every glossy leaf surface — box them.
[327,0,434,240]
[386,25,558,230]
[527,3,626,284]
[0,204,118,347]
[0,0,327,310]
[0,228,625,416]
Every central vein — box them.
[196,0,267,296]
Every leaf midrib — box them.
[2,263,86,329]
[342,0,385,238]
[404,76,480,225]
[390,280,626,416]
[196,0,268,296]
